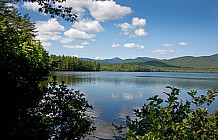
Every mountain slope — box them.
[88,57,156,64]
[123,57,156,63]
[97,57,123,63]
[162,54,218,68]
[81,54,218,72]
[100,54,218,73]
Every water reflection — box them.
[53,71,218,91]
[52,71,97,85]
[123,92,143,100]
[111,93,118,100]
[53,71,218,139]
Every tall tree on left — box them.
[0,2,51,139]
[0,1,95,139]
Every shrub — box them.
[114,86,218,140]
[37,77,96,139]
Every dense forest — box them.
[49,54,101,71]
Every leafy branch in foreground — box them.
[6,0,77,22]
[114,86,218,140]
[37,76,96,139]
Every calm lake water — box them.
[52,71,218,139]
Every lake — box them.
[52,71,218,139]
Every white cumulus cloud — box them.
[179,41,188,46]
[59,38,72,44]
[162,43,174,47]
[134,29,147,37]
[63,45,85,49]
[58,0,132,21]
[82,41,90,45]
[60,0,86,18]
[64,28,95,40]
[150,49,175,55]
[124,43,144,49]
[132,17,146,27]
[22,0,132,21]
[86,0,132,21]
[73,19,104,33]
[116,22,133,35]
[35,18,65,33]
[41,42,52,47]
[36,33,62,42]
[35,18,67,43]
[22,2,41,11]
[117,17,147,37]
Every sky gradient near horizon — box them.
[16,0,218,59]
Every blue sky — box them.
[15,0,218,59]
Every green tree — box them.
[1,2,96,139]
[49,54,101,71]
[0,2,50,139]
[114,87,218,140]
[37,77,96,139]
[6,0,77,22]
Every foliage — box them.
[6,0,77,22]
[0,2,51,139]
[0,2,96,139]
[36,77,96,139]
[114,87,218,140]
[50,54,101,71]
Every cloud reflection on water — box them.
[123,92,143,100]
[111,93,118,100]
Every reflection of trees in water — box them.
[53,72,218,91]
[133,78,218,90]
[55,74,96,85]
[99,76,218,91]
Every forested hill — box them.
[99,54,218,73]
[162,54,218,69]
[90,57,156,64]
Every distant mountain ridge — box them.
[81,57,156,64]
[81,53,218,66]
[81,53,218,72]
